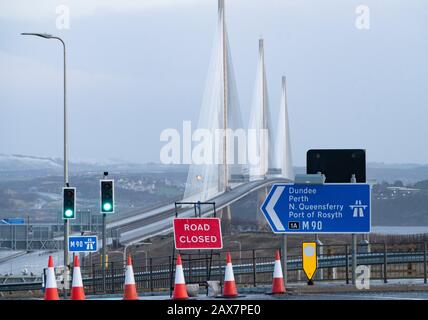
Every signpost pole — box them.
[351,234,357,285]
[315,234,323,280]
[281,234,287,286]
[424,242,427,284]
[345,244,349,284]
[351,174,357,285]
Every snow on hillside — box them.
[0,154,62,171]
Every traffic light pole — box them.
[102,172,107,293]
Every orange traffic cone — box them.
[172,254,188,299]
[44,255,59,300]
[223,252,238,297]
[71,255,85,300]
[123,255,138,300]
[271,250,286,294]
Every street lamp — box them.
[21,32,69,298]
[123,241,152,268]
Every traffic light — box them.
[62,187,76,220]
[100,180,114,213]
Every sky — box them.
[0,0,427,166]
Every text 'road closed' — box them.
[173,218,223,250]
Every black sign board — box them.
[306,149,366,183]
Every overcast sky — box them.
[0,0,427,166]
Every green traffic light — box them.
[103,202,112,211]
[64,209,74,218]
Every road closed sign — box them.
[173,218,223,250]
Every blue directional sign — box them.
[68,236,98,253]
[0,218,25,225]
[261,184,371,233]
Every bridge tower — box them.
[275,76,294,180]
[219,0,228,193]
[248,38,276,181]
[218,0,232,235]
[183,0,244,234]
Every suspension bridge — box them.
[106,0,294,246]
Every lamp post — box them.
[21,33,69,298]
[123,241,152,268]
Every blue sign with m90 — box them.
[68,236,98,252]
[261,184,371,234]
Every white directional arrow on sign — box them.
[262,186,286,232]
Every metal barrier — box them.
[1,242,428,293]
[77,242,428,295]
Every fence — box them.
[0,211,103,250]
[0,242,427,293]
[77,242,428,296]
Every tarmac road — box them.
[85,291,428,300]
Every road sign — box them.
[173,218,223,250]
[0,218,25,225]
[68,236,98,253]
[307,149,366,183]
[302,242,317,282]
[261,183,371,233]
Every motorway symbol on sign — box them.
[68,236,98,253]
[261,184,371,233]
[302,242,317,281]
[173,218,223,250]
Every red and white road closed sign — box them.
[173,218,223,250]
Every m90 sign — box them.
[261,184,371,234]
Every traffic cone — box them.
[71,255,85,300]
[44,255,59,300]
[271,250,286,294]
[172,254,188,299]
[223,252,238,297]
[123,255,138,300]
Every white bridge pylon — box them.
[248,39,275,180]
[184,0,243,202]
[183,0,293,203]
[274,76,294,180]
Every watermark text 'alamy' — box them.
[160,121,268,166]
